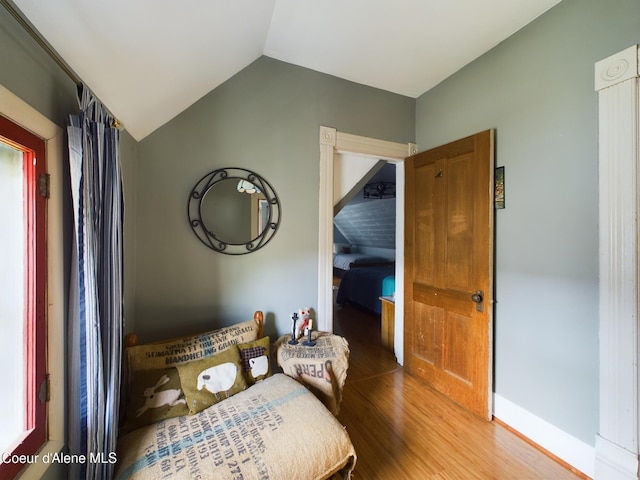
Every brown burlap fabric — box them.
[126,319,260,373]
[275,332,350,416]
[115,374,356,480]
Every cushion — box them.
[176,345,247,414]
[121,367,189,433]
[121,319,260,431]
[114,374,357,480]
[238,336,272,384]
[126,318,260,374]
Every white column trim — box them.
[594,44,640,480]
[318,126,337,332]
[317,126,416,334]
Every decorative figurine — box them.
[295,307,311,339]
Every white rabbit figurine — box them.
[136,374,186,417]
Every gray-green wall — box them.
[134,56,415,342]
[416,0,640,445]
[0,7,76,125]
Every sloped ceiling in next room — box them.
[334,164,396,250]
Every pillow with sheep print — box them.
[122,367,189,433]
[238,336,272,384]
[176,345,247,415]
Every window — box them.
[0,114,47,479]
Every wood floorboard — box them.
[334,304,584,480]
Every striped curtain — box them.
[67,85,123,480]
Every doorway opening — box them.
[333,162,397,354]
[317,126,416,364]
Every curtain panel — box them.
[67,85,124,480]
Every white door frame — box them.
[594,45,640,480]
[318,126,417,363]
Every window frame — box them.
[0,84,64,479]
[0,114,47,479]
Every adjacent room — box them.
[1,0,639,479]
[333,162,396,335]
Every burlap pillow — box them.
[238,336,272,385]
[176,345,247,414]
[114,374,357,480]
[121,367,189,433]
[126,318,260,373]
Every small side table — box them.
[379,296,395,352]
[275,331,350,416]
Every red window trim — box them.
[0,115,47,479]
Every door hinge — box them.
[38,374,50,403]
[38,173,50,198]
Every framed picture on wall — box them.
[495,166,505,209]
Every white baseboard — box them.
[493,394,594,478]
[594,435,639,480]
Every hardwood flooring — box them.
[333,304,584,480]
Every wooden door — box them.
[404,130,494,419]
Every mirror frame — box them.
[187,167,281,255]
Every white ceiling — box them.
[12,0,561,141]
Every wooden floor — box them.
[333,304,584,480]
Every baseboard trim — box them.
[594,435,639,480]
[494,394,594,478]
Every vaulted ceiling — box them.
[12,0,561,141]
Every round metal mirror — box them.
[188,168,281,254]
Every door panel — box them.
[445,154,475,291]
[414,302,441,364]
[405,130,494,419]
[413,161,438,286]
[444,311,473,383]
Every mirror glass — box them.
[188,168,281,255]
[201,179,256,244]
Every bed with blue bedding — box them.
[335,264,395,315]
[333,252,391,278]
